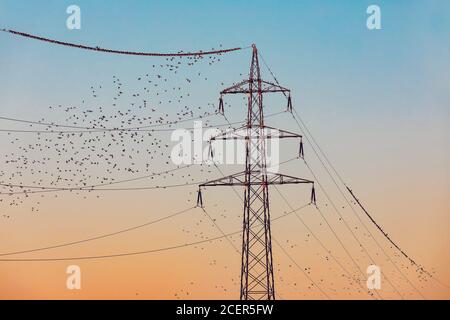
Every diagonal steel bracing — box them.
[197,44,315,300]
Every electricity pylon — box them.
[197,44,315,300]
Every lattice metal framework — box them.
[198,45,315,300]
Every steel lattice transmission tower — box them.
[197,44,315,300]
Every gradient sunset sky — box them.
[0,0,449,299]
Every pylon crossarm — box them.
[259,80,290,93]
[220,80,250,95]
[266,172,314,185]
[199,171,247,187]
[261,126,302,139]
[208,125,247,142]
[220,79,290,95]
[199,172,314,187]
[200,44,314,300]
[209,126,302,142]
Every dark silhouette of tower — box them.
[198,45,315,300]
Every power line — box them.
[272,237,331,300]
[233,56,382,297]
[0,164,193,191]
[0,180,202,196]
[1,29,247,57]
[346,186,450,291]
[290,105,437,297]
[258,51,434,298]
[0,111,285,134]
[262,47,433,293]
[0,233,236,262]
[346,186,422,268]
[200,207,240,254]
[0,111,219,131]
[286,104,426,298]
[0,155,296,196]
[0,121,236,134]
[301,158,403,299]
[0,206,196,257]
[0,203,310,262]
[273,185,379,300]
[289,118,426,299]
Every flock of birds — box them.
[0,53,229,215]
[1,47,346,298]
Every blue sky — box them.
[0,0,449,178]
[0,0,449,201]
[1,0,448,115]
